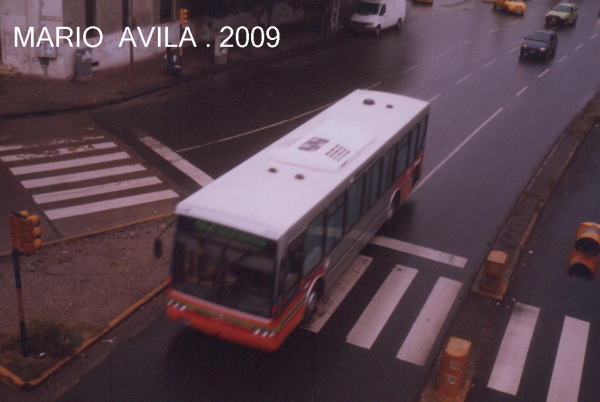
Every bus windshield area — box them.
[171,217,277,318]
[356,1,381,15]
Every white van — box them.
[349,0,406,35]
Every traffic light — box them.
[9,211,42,255]
[21,215,42,255]
[567,222,600,281]
[179,8,188,25]
[10,210,28,250]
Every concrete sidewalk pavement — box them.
[0,22,327,119]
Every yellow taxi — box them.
[492,0,526,15]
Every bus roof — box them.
[176,89,429,240]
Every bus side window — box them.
[346,174,364,230]
[395,137,408,178]
[380,145,396,192]
[279,235,303,310]
[418,116,427,149]
[407,125,418,165]
[325,193,345,253]
[364,159,382,212]
[303,211,325,276]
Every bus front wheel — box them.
[303,281,323,322]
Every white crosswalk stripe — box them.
[485,303,591,401]
[396,277,462,365]
[0,135,181,224]
[346,265,417,349]
[488,302,540,396]
[303,252,464,366]
[546,316,589,402]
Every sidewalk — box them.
[0,22,327,119]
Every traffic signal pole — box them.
[9,210,43,355]
[11,248,27,355]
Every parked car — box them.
[520,30,558,60]
[492,0,526,15]
[545,3,578,26]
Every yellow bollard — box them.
[480,250,507,293]
[435,337,471,398]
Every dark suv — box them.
[520,30,558,60]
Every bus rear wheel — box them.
[387,193,401,221]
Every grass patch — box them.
[0,319,95,381]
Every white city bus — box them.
[165,89,429,351]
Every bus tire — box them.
[387,192,401,221]
[303,281,323,322]
[413,163,423,183]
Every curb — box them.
[0,213,175,390]
[0,278,169,391]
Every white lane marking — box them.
[346,265,417,349]
[591,33,598,40]
[364,82,381,90]
[575,44,583,50]
[21,164,146,189]
[44,189,179,220]
[484,59,497,68]
[436,50,451,58]
[538,69,550,78]
[412,107,503,194]
[464,39,475,45]
[139,135,213,187]
[456,74,472,85]
[546,317,590,402]
[10,152,130,175]
[302,255,372,333]
[558,55,568,63]
[370,236,467,268]
[403,65,420,74]
[516,86,528,97]
[396,277,462,365]
[1,142,117,162]
[509,20,520,25]
[528,13,538,17]
[33,176,162,204]
[0,135,105,153]
[175,81,384,154]
[508,46,520,53]
[428,94,441,103]
[487,303,540,396]
[489,28,500,34]
[176,104,331,153]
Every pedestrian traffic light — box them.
[179,8,188,25]
[21,215,42,255]
[567,222,600,281]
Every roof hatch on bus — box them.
[268,120,374,172]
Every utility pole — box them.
[129,0,135,88]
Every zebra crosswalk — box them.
[0,133,182,237]
[302,250,465,366]
[485,302,590,401]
